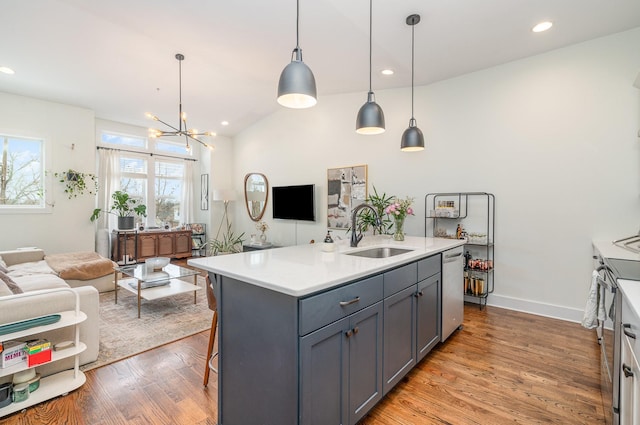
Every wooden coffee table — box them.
[114,263,201,318]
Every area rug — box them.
[81,275,211,371]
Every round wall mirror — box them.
[244,173,269,221]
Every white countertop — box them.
[188,235,466,297]
[592,239,640,261]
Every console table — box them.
[112,229,192,264]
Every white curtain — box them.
[181,160,194,225]
[97,148,121,232]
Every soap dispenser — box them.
[322,230,335,252]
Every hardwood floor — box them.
[0,304,604,425]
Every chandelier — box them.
[146,53,215,152]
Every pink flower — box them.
[407,207,414,215]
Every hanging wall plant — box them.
[54,169,98,199]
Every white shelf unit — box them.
[0,288,87,417]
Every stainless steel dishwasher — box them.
[442,246,464,341]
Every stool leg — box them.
[203,310,218,387]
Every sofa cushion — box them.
[12,274,69,292]
[7,260,56,278]
[0,270,23,294]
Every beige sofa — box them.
[0,249,102,377]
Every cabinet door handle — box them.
[445,251,463,258]
[623,364,634,378]
[353,326,359,335]
[345,329,353,338]
[414,291,424,298]
[339,297,360,307]
[623,324,636,339]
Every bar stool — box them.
[203,275,218,387]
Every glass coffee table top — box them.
[114,263,202,318]
[116,263,200,282]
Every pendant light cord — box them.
[296,0,300,49]
[411,21,415,120]
[368,0,372,93]
[178,56,183,132]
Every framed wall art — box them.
[327,164,367,229]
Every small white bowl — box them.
[145,257,170,271]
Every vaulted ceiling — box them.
[2,0,639,137]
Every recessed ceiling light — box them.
[0,66,15,75]
[532,21,553,33]
[381,69,394,76]
[221,121,229,126]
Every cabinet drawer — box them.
[384,263,417,297]
[418,254,441,282]
[299,275,383,336]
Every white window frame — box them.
[0,133,52,214]
[98,131,189,227]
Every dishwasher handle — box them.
[443,251,463,263]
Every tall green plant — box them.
[209,222,245,255]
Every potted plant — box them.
[90,190,147,230]
[53,169,98,199]
[358,186,394,235]
[209,222,245,255]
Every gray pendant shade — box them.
[400,118,425,151]
[356,92,385,135]
[401,14,425,152]
[277,0,317,109]
[277,48,317,109]
[356,0,385,135]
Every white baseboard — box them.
[471,293,585,324]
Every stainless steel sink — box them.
[345,247,413,258]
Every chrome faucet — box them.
[350,203,381,247]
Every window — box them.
[155,160,184,227]
[101,132,188,228]
[0,135,45,209]
[101,132,146,149]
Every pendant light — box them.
[355,0,385,135]
[400,14,425,152]
[146,53,216,152]
[277,0,317,109]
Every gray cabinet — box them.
[300,299,383,425]
[383,285,416,394]
[416,273,441,361]
[213,253,449,425]
[383,256,441,394]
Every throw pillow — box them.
[0,256,7,273]
[0,270,23,294]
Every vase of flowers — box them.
[256,221,269,243]
[385,197,414,241]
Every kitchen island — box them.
[189,235,465,425]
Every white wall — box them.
[231,27,640,321]
[0,92,96,253]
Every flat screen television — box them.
[272,184,316,221]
